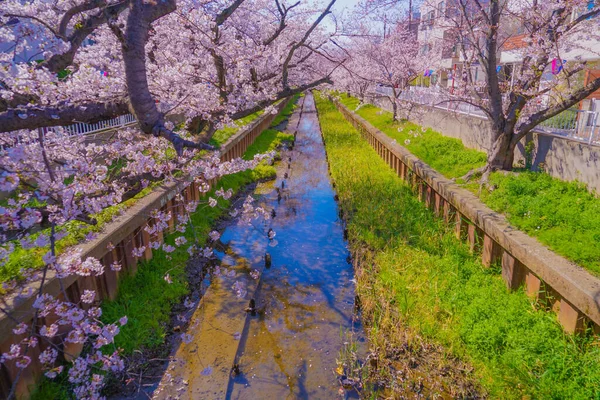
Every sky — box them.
[321,0,407,33]
[319,0,362,32]
[332,0,362,13]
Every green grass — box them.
[314,92,600,399]
[478,172,600,275]
[29,97,298,398]
[101,100,296,354]
[210,111,264,147]
[336,93,600,276]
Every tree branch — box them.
[515,77,600,138]
[58,0,107,36]
[40,0,130,73]
[263,0,301,46]
[230,76,332,120]
[282,0,336,88]
[215,0,247,26]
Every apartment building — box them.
[416,0,490,90]
[415,0,600,106]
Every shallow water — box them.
[153,93,362,400]
[226,94,362,399]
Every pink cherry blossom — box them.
[12,323,28,335]
[40,324,58,338]
[81,290,96,304]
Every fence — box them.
[1,114,137,150]
[374,86,600,145]
[51,114,137,137]
[0,99,290,399]
[332,96,600,337]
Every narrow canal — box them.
[156,93,362,399]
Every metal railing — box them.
[2,114,137,149]
[43,113,137,138]
[537,109,600,144]
[374,86,600,145]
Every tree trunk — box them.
[391,99,398,121]
[487,131,518,171]
[187,116,207,134]
[122,0,175,135]
[122,5,162,134]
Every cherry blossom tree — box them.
[0,0,343,397]
[420,0,600,176]
[0,0,340,152]
[340,21,425,120]
[330,0,427,120]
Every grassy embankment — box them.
[315,92,600,399]
[337,93,600,276]
[1,106,269,286]
[30,96,298,399]
[209,111,263,148]
[208,97,296,148]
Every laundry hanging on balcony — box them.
[551,59,566,75]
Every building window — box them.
[438,1,445,18]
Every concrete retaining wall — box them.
[368,96,600,194]
[0,99,289,399]
[333,96,600,337]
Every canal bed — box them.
[156,93,362,399]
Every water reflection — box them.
[226,93,363,399]
[152,93,362,400]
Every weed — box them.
[336,93,600,277]
[314,92,600,399]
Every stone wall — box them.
[368,96,600,194]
